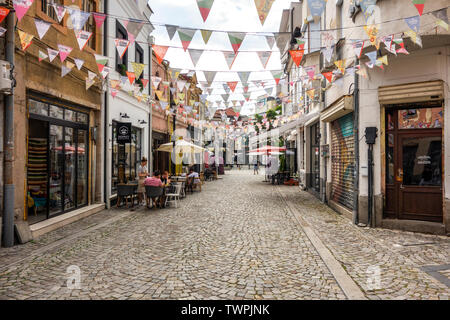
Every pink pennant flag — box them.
[92,12,106,29]
[13,0,34,22]
[57,44,72,62]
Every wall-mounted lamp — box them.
[120,113,130,119]
[139,120,147,125]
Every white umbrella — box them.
[157,140,205,154]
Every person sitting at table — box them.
[188,168,202,191]
[144,170,163,208]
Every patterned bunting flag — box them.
[306,89,315,100]
[13,0,34,22]
[322,72,333,83]
[223,51,238,70]
[394,38,409,55]
[151,76,162,89]
[289,50,304,67]
[188,49,204,67]
[404,30,422,47]
[365,51,378,66]
[0,7,10,24]
[257,51,272,69]
[74,58,84,70]
[101,66,111,79]
[433,9,449,30]
[38,50,48,62]
[404,15,421,33]
[67,8,91,31]
[254,0,275,25]
[115,39,130,58]
[57,44,72,62]
[364,25,379,49]
[76,30,92,51]
[412,0,426,16]
[177,28,196,52]
[352,40,365,59]
[126,71,135,84]
[152,45,169,64]
[18,30,33,51]
[228,32,246,54]
[131,62,146,79]
[111,88,118,99]
[196,0,215,22]
[61,61,74,77]
[165,25,178,40]
[52,4,66,23]
[382,35,396,55]
[305,66,316,80]
[34,19,52,40]
[227,81,238,92]
[92,12,106,29]
[223,83,230,94]
[47,48,59,62]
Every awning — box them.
[321,95,354,122]
[378,80,444,104]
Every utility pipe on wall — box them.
[103,0,109,208]
[352,59,360,225]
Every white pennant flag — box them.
[76,30,92,51]
[353,40,365,59]
[257,51,272,69]
[177,80,187,92]
[223,51,238,70]
[382,35,396,55]
[74,58,84,70]
[101,66,110,79]
[238,71,251,85]
[52,4,67,23]
[88,70,97,81]
[114,39,130,59]
[188,49,204,67]
[47,48,59,62]
[165,24,178,40]
[34,19,52,40]
[203,71,217,86]
[151,76,162,89]
[61,62,74,77]
[266,35,275,49]
[67,8,91,31]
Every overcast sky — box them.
[148,0,293,115]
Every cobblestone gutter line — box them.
[277,185,450,300]
[276,187,367,300]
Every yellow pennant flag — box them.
[110,79,121,89]
[306,89,315,100]
[155,90,164,100]
[18,30,34,51]
[364,25,379,49]
[334,60,346,75]
[404,29,422,47]
[377,55,388,66]
[436,19,449,31]
[131,62,146,79]
[178,92,185,100]
[189,99,195,106]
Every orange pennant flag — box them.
[227,81,238,92]
[152,45,169,64]
[322,72,333,83]
[126,71,135,84]
[289,50,304,67]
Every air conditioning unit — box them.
[0,60,12,94]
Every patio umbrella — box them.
[157,140,205,154]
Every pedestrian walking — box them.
[137,157,148,205]
[254,161,259,175]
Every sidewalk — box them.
[277,184,450,300]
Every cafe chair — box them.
[145,186,164,208]
[165,183,182,208]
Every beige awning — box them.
[321,95,354,122]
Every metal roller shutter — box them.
[331,113,355,210]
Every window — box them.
[42,0,63,23]
[82,0,97,50]
[136,43,144,80]
[116,21,128,73]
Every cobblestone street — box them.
[0,170,449,300]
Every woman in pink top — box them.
[144,171,163,208]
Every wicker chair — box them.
[145,186,164,208]
[117,184,138,208]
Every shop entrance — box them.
[309,122,321,195]
[27,97,89,224]
[385,105,443,223]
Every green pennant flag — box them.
[412,0,426,16]
[201,29,213,44]
[178,28,197,52]
[228,32,246,54]
[197,0,215,22]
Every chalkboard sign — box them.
[117,122,131,144]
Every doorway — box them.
[310,122,321,195]
[385,105,443,223]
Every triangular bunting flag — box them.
[86,78,95,90]
[365,51,378,65]
[101,66,110,79]
[254,0,275,25]
[289,50,304,67]
[257,51,272,69]
[111,88,118,99]
[196,0,215,22]
[52,4,66,23]
[18,30,33,51]
[94,53,108,73]
[61,61,74,77]
[38,50,48,62]
[0,8,10,24]
[92,12,106,29]
[266,35,275,49]
[238,72,251,85]
[47,48,59,62]
[74,58,84,70]
[432,8,449,30]
[177,80,187,92]
[364,25,379,49]
[57,44,72,63]
[352,40,365,58]
[165,25,178,40]
[115,38,130,59]
[34,19,52,40]
[334,60,346,75]
[275,33,290,51]
[121,19,144,45]
[228,32,246,54]
[394,38,409,55]
[382,35,396,55]
[412,0,426,16]
[151,76,162,89]
[204,71,217,86]
[188,49,204,67]
[227,81,238,92]
[177,28,196,52]
[322,72,333,83]
[0,27,6,37]
[271,70,283,85]
[131,62,146,79]
[404,15,421,33]
[14,0,34,22]
[306,89,315,100]
[152,45,169,64]
[221,94,229,102]
[305,66,315,80]
[141,79,149,89]
[76,30,92,51]
[223,51,238,70]
[67,8,91,31]
[200,29,213,44]
[126,71,135,84]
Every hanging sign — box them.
[116,122,132,144]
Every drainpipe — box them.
[353,59,360,225]
[2,12,15,247]
[103,0,109,208]
[148,36,153,174]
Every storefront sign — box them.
[117,122,131,144]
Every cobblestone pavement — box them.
[0,169,449,300]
